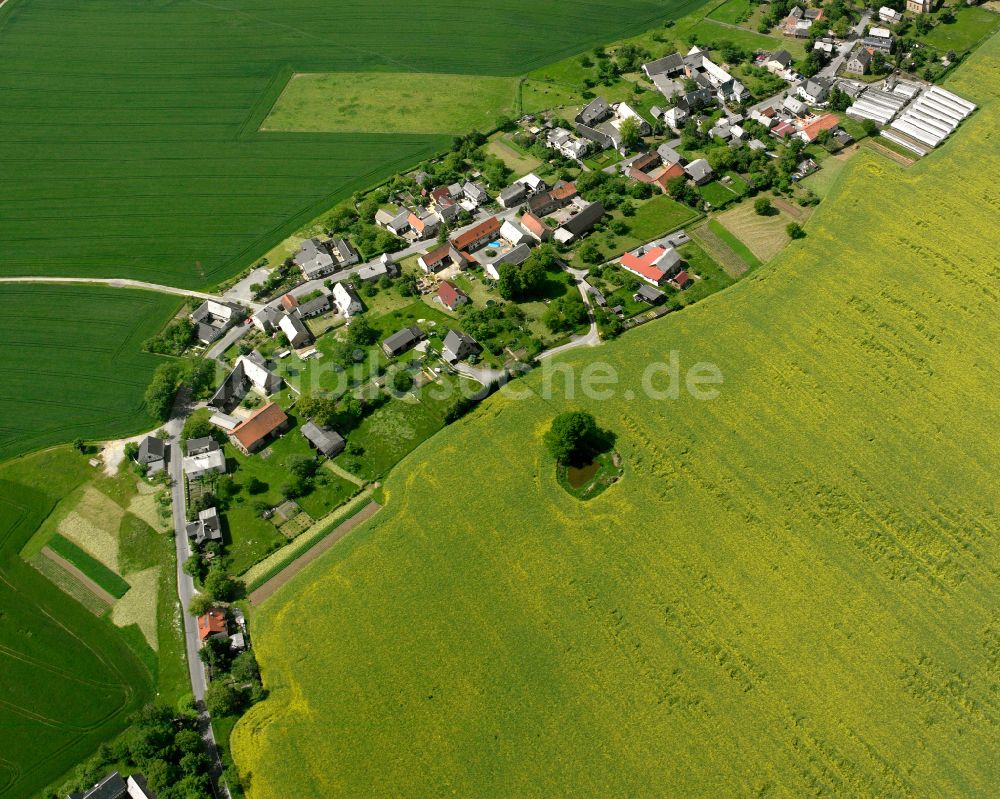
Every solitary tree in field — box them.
[754,197,773,216]
[787,222,806,239]
[545,411,602,466]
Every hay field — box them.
[233,35,1000,798]
[264,73,519,134]
[0,0,686,288]
[0,284,181,461]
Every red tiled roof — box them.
[281,293,298,310]
[520,212,549,237]
[198,609,227,641]
[437,281,467,310]
[550,181,578,201]
[421,243,452,267]
[450,216,500,251]
[800,113,839,142]
[407,212,425,231]
[652,163,686,189]
[673,270,691,288]
[626,166,656,184]
[620,247,674,283]
[772,121,795,137]
[230,401,288,451]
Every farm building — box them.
[190,299,243,345]
[382,325,426,357]
[228,402,290,455]
[553,201,604,244]
[298,293,332,319]
[483,243,532,278]
[520,212,552,242]
[333,282,363,317]
[294,237,336,280]
[450,216,501,253]
[620,245,682,285]
[418,243,459,273]
[847,86,909,125]
[301,421,345,457]
[634,284,666,305]
[279,312,312,348]
[886,86,976,153]
[209,353,283,411]
[70,771,156,799]
[684,159,714,184]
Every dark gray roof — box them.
[442,329,480,361]
[770,49,793,66]
[642,53,684,76]
[577,96,611,125]
[499,183,528,203]
[561,201,605,236]
[301,420,345,456]
[77,772,128,799]
[382,325,425,355]
[186,436,219,454]
[137,436,165,464]
[298,294,332,317]
[333,238,359,264]
[635,284,666,303]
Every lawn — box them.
[580,194,701,261]
[706,0,755,25]
[486,137,543,176]
[698,180,741,208]
[921,6,1000,53]
[263,72,519,134]
[234,34,1000,797]
[219,426,362,575]
[0,449,154,799]
[714,200,795,263]
[0,0,696,288]
[688,19,803,59]
[0,285,182,462]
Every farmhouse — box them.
[298,292,332,319]
[382,325,425,357]
[70,771,157,799]
[799,77,832,105]
[250,305,283,334]
[442,329,480,363]
[798,114,840,143]
[620,245,682,285]
[278,312,312,349]
[357,257,400,283]
[407,210,439,239]
[863,34,893,53]
[228,401,290,455]
[450,216,501,253]
[136,436,166,475]
[765,49,794,75]
[190,299,243,345]
[483,243,532,278]
[209,353,282,410]
[294,237,335,279]
[634,284,666,305]
[546,127,589,159]
[418,242,460,273]
[333,282,363,317]
[437,280,469,311]
[498,182,529,208]
[879,6,903,23]
[186,506,222,547]
[301,421,345,458]
[642,52,684,78]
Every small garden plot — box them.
[48,534,130,599]
[672,242,736,307]
[715,201,795,263]
[698,180,741,209]
[578,194,700,262]
[583,149,624,171]
[111,566,160,649]
[279,513,313,539]
[707,219,763,268]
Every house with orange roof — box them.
[198,608,228,642]
[520,212,552,242]
[228,401,289,455]
[449,216,500,253]
[620,245,683,286]
[797,113,840,143]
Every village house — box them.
[357,256,400,283]
[684,158,714,184]
[879,5,903,23]
[863,32,893,53]
[642,52,684,79]
[418,242,460,273]
[182,444,226,481]
[278,311,311,348]
[520,212,552,242]
[620,245,682,286]
[70,771,157,799]
[250,304,283,334]
[463,181,490,206]
[546,127,589,159]
[186,506,222,547]
[798,113,841,143]
[228,401,289,455]
[297,292,332,319]
[765,49,794,75]
[198,608,228,642]
[784,95,809,116]
[436,280,469,311]
[301,420,345,457]
[845,47,873,75]
[190,299,243,345]
[442,329,480,363]
[333,281,363,317]
[407,210,439,240]
[450,216,501,253]
[382,325,426,357]
[483,243,532,279]
[209,352,282,410]
[498,182,529,208]
[136,436,166,475]
[907,0,932,13]
[798,77,833,105]
[294,237,335,280]
[500,218,533,247]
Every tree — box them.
[754,197,774,216]
[124,441,140,461]
[205,679,242,717]
[618,116,641,150]
[787,222,806,239]
[391,369,414,394]
[230,650,261,684]
[287,455,318,480]
[861,119,879,138]
[181,414,214,443]
[186,358,216,399]
[544,411,601,466]
[496,263,519,300]
[144,362,183,422]
[245,476,267,495]
[346,314,378,346]
[204,564,243,602]
[72,438,86,452]
[578,240,603,264]
[915,13,933,35]
[187,592,214,617]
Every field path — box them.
[250,501,381,605]
[40,546,116,606]
[0,276,263,310]
[322,461,366,487]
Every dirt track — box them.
[249,501,381,605]
[42,547,117,605]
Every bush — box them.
[787,222,806,239]
[754,197,774,216]
[144,362,183,422]
[205,679,243,717]
[392,369,414,393]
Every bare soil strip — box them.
[40,547,116,606]
[250,501,381,605]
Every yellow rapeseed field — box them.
[232,36,1000,798]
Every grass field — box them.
[707,218,762,268]
[0,450,153,799]
[714,201,794,263]
[0,0,697,288]
[0,285,181,461]
[232,34,1000,799]
[48,534,131,599]
[264,72,519,134]
[580,194,701,260]
[706,0,754,24]
[921,6,1000,52]
[486,137,544,176]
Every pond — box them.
[567,460,599,488]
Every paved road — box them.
[206,322,253,361]
[165,391,230,799]
[0,275,263,311]
[537,266,600,361]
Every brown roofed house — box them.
[228,401,289,454]
[449,216,500,253]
